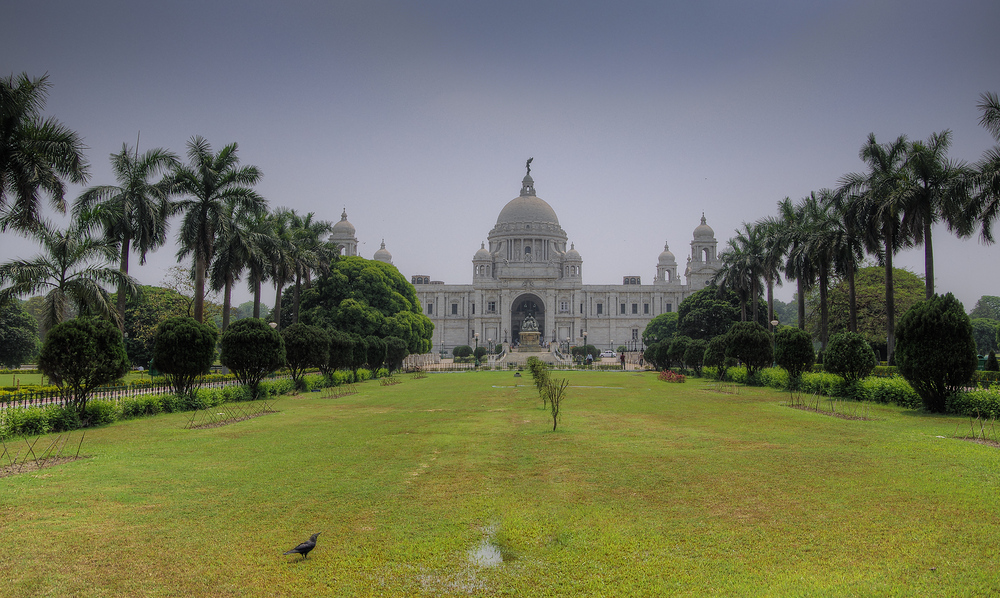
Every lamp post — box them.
[474,332,479,367]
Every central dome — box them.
[495,174,561,227]
[496,195,561,226]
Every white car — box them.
[600,350,617,358]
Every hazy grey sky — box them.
[4,0,998,310]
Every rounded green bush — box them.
[895,293,978,413]
[825,332,876,384]
[774,327,814,385]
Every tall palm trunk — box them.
[117,236,131,332]
[818,264,829,352]
[273,282,284,331]
[923,216,934,299]
[847,266,858,333]
[194,253,207,323]
[253,279,262,319]
[766,275,774,330]
[797,279,806,330]
[884,228,896,365]
[293,272,301,324]
[221,274,233,331]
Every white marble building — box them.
[336,170,721,355]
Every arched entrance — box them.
[511,293,545,346]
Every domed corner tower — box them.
[486,170,569,282]
[563,242,582,280]
[373,239,393,264]
[473,242,492,280]
[687,213,720,288]
[330,208,358,257]
[654,241,679,286]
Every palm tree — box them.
[287,210,334,324]
[242,211,279,319]
[0,219,138,333]
[973,92,1000,244]
[800,189,846,351]
[713,223,765,323]
[777,196,816,330]
[268,208,296,330]
[172,136,265,323]
[73,143,179,330]
[210,201,275,330]
[900,130,973,299]
[754,215,786,333]
[838,133,912,364]
[0,73,89,231]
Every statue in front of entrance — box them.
[521,312,539,332]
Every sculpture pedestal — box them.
[517,331,543,352]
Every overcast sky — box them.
[4,0,998,311]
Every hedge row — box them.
[0,368,382,440]
[708,366,995,415]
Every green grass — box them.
[2,371,999,597]
[2,371,154,388]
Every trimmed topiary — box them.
[668,336,692,369]
[895,293,978,413]
[724,321,772,378]
[281,323,330,390]
[986,350,999,372]
[219,318,286,400]
[683,339,708,376]
[824,331,876,384]
[703,334,734,380]
[774,327,815,387]
[38,317,129,415]
[153,316,218,399]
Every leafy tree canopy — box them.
[677,285,741,340]
[807,266,924,352]
[121,285,196,368]
[299,256,433,353]
[684,338,709,376]
[969,296,1000,320]
[282,323,330,386]
[971,318,999,355]
[0,298,39,368]
[642,312,678,346]
[384,336,409,372]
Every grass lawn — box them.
[2,371,998,597]
[2,371,156,388]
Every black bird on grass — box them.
[283,532,321,559]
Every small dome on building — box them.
[373,239,392,263]
[658,242,676,265]
[693,213,715,240]
[565,242,581,260]
[474,242,491,261]
[332,208,356,236]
